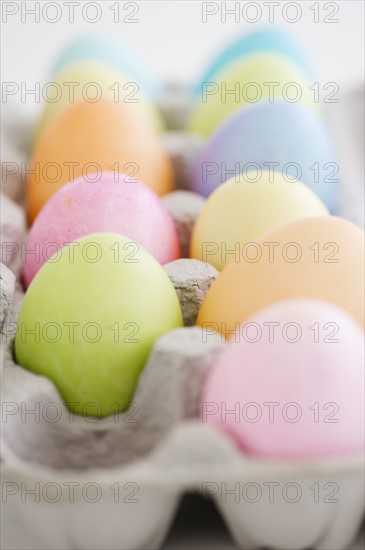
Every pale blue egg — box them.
[194,28,313,96]
[50,32,158,97]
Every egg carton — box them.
[1,84,364,550]
[1,276,365,550]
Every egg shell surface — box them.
[34,61,164,143]
[50,33,158,97]
[197,216,365,334]
[23,173,180,287]
[202,298,365,459]
[27,98,174,223]
[188,52,317,138]
[192,101,338,213]
[191,171,329,270]
[15,233,183,417]
[194,28,313,96]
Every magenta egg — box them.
[23,173,180,287]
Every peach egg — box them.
[197,216,365,335]
[27,98,174,223]
[33,61,164,143]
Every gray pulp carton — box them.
[1,288,364,550]
[1,85,364,549]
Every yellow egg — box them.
[27,98,173,223]
[188,52,318,138]
[34,60,164,144]
[197,217,365,335]
[191,171,329,270]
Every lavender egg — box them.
[191,101,339,213]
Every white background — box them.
[2,1,364,107]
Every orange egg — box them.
[197,217,364,335]
[27,99,173,223]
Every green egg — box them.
[15,233,183,417]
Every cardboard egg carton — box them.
[1,84,364,549]
[1,287,364,550]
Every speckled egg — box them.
[23,173,180,287]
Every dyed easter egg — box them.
[197,217,365,335]
[188,52,317,138]
[202,299,364,459]
[191,171,329,270]
[15,233,183,416]
[50,33,157,97]
[191,101,338,213]
[194,28,313,96]
[34,61,163,143]
[27,98,174,223]
[23,173,180,287]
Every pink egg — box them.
[23,173,180,287]
[202,299,364,460]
